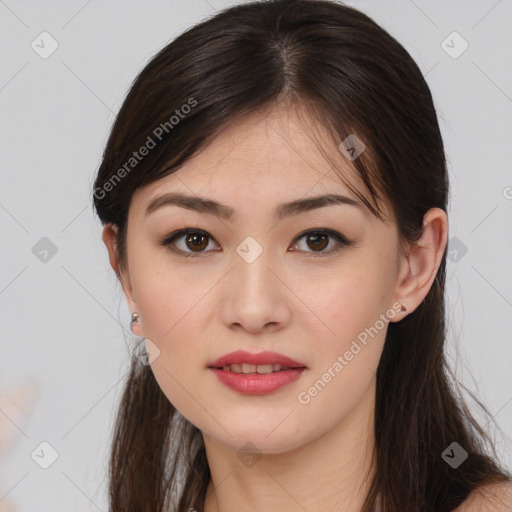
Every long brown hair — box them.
[92,1,511,510]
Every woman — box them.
[92,0,512,510]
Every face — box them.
[113,104,407,454]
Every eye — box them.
[158,229,219,257]
[158,228,353,258]
[290,229,353,257]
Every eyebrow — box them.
[145,192,363,221]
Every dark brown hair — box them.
[92,1,511,510]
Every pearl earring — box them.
[131,312,140,327]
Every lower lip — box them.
[209,367,306,395]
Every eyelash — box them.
[157,228,354,258]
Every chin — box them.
[204,426,307,455]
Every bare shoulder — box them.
[453,481,512,512]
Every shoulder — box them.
[452,481,512,512]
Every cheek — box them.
[297,263,391,402]
[294,271,389,428]
[127,252,216,388]
[133,274,210,419]
[302,262,389,339]
[134,276,208,360]
[128,241,210,339]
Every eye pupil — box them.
[186,233,208,251]
[307,233,328,251]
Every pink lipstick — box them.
[207,350,307,395]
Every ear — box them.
[390,207,448,321]
[102,223,144,337]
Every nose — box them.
[220,248,292,335]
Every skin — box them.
[102,103,449,512]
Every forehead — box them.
[137,104,371,206]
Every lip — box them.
[207,350,307,369]
[209,367,306,395]
[207,350,308,396]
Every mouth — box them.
[206,350,307,394]
[209,363,304,374]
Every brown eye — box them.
[305,233,329,252]
[159,229,218,257]
[185,232,209,251]
[291,229,352,257]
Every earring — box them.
[400,304,407,312]
[131,312,140,326]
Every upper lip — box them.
[208,350,307,369]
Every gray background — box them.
[1,1,511,510]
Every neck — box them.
[202,379,377,512]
